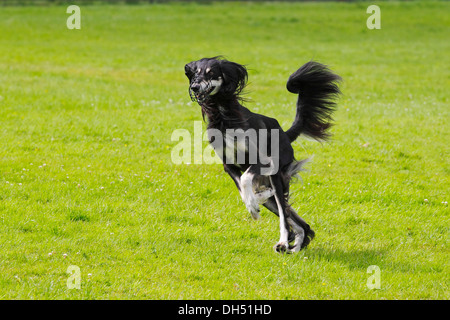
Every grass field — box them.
[0,1,448,299]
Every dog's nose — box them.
[190,83,200,93]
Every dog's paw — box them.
[273,241,289,253]
[246,202,260,220]
[300,228,315,249]
[254,188,275,204]
[288,243,301,253]
[286,228,315,253]
[241,192,260,219]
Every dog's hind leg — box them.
[285,207,315,252]
[262,197,278,216]
[263,198,297,244]
[264,196,314,252]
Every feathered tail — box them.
[285,61,342,142]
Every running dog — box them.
[184,57,342,253]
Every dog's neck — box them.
[200,97,243,130]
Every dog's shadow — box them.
[304,246,395,271]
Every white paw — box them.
[245,200,260,220]
[254,188,275,204]
[240,190,260,220]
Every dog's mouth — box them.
[189,78,223,103]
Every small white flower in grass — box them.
[63,253,68,258]
[424,199,428,203]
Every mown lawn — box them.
[0,1,448,299]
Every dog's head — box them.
[185,57,248,104]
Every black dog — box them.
[185,57,341,253]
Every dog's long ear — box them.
[219,60,248,97]
[185,62,196,81]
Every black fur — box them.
[286,61,342,142]
[185,57,342,253]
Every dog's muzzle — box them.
[189,77,223,103]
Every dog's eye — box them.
[206,68,216,77]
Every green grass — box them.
[0,1,448,299]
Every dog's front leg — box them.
[225,165,259,219]
[269,175,290,253]
[240,167,261,220]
